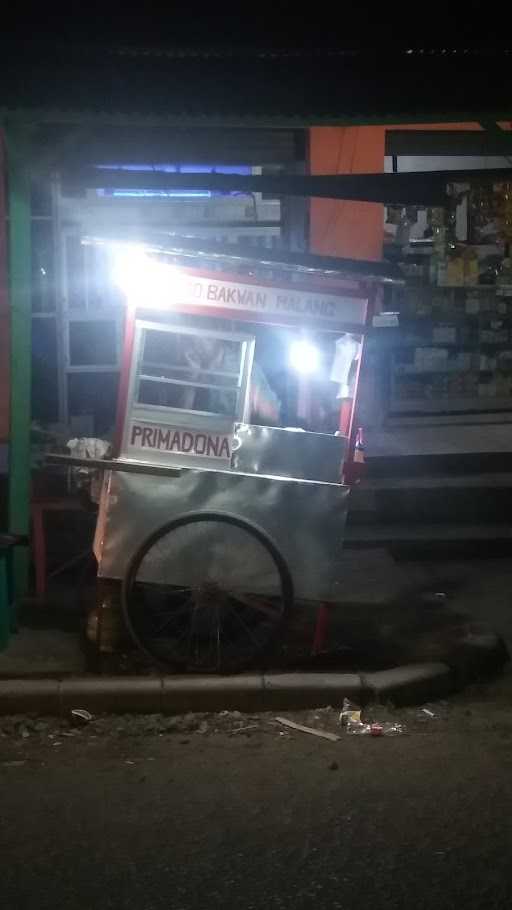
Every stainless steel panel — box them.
[97,468,350,602]
[232,424,347,484]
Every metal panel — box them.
[232,424,347,484]
[96,468,350,602]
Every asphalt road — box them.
[2,692,512,910]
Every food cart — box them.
[80,238,392,672]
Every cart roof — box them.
[86,232,402,283]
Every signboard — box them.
[128,420,232,462]
[166,272,366,327]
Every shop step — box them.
[344,521,512,554]
[347,472,512,526]
[365,451,512,479]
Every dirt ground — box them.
[2,672,512,910]
[2,552,512,908]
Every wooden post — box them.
[6,125,32,603]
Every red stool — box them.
[31,497,84,598]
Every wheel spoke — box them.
[124,513,292,672]
[168,618,198,653]
[150,599,195,622]
[201,601,218,669]
[229,607,262,649]
[216,608,222,671]
[148,595,196,635]
[154,609,190,636]
[186,602,199,660]
[224,590,282,620]
[135,583,192,601]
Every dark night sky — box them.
[2,2,509,126]
[4,2,509,50]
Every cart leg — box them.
[312,603,330,655]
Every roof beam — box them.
[62,166,512,207]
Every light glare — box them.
[111,245,177,307]
[289,340,320,374]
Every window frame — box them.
[122,318,255,447]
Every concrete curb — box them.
[0,663,455,715]
[364,663,454,706]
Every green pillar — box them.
[6,126,32,605]
[0,555,9,649]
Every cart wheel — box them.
[122,510,294,673]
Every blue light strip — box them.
[98,188,213,199]
[94,163,252,199]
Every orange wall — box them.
[0,134,8,443]
[309,126,385,261]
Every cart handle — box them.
[46,453,182,479]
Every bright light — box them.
[111,245,179,307]
[111,246,150,297]
[289,340,320,374]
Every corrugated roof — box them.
[1,42,511,126]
